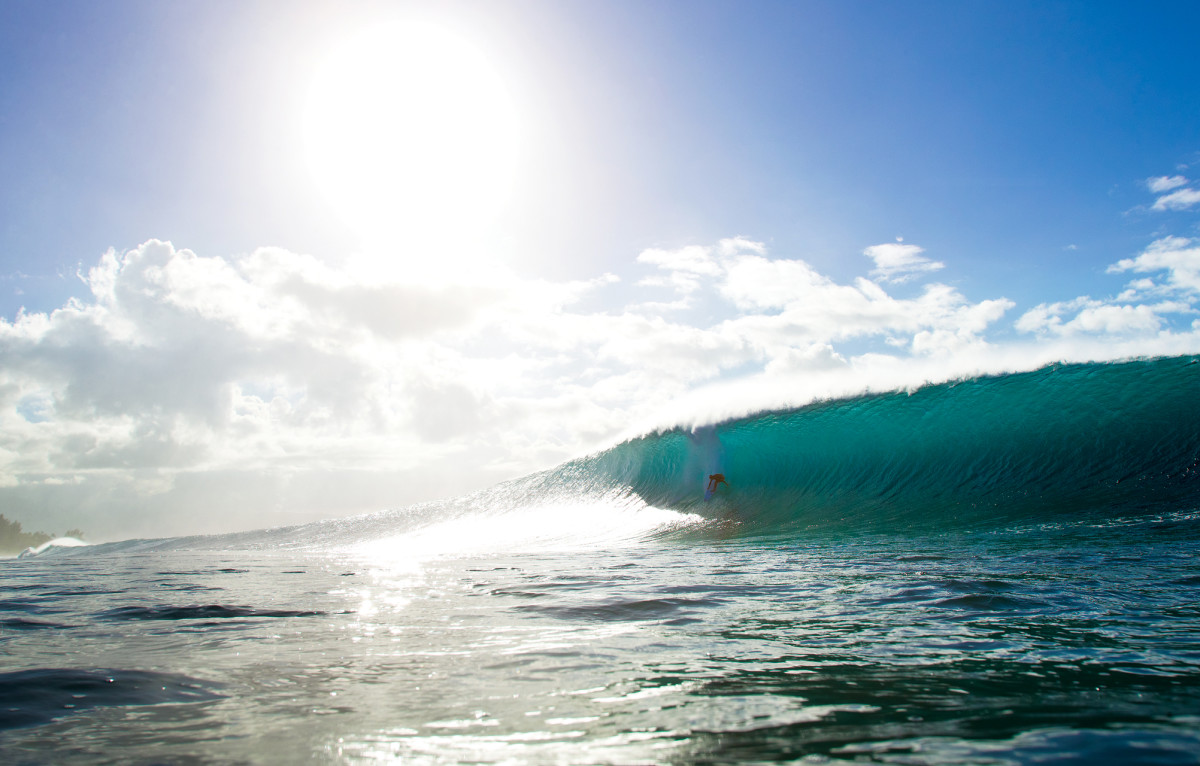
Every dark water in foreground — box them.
[3,516,1200,764]
[4,357,1200,763]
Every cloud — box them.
[635,238,751,300]
[1015,298,1167,336]
[1108,236,1200,294]
[0,240,521,536]
[862,243,945,283]
[1151,187,1200,212]
[635,238,1008,359]
[637,244,723,278]
[1147,175,1188,193]
[1017,237,1200,340]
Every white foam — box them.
[16,537,90,558]
[354,492,704,563]
[623,343,1196,438]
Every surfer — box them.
[706,473,728,494]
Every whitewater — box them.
[3,356,1199,764]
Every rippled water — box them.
[3,515,1200,764]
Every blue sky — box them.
[2,0,1198,539]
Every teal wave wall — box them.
[564,356,1200,533]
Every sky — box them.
[1,0,1198,540]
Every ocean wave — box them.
[31,356,1200,554]
[566,355,1200,534]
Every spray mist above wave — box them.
[565,355,1200,533]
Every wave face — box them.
[564,356,1200,534]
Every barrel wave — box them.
[560,356,1200,534]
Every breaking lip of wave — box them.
[627,347,1200,439]
[12,537,89,559]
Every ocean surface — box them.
[3,356,1199,764]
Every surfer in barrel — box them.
[706,473,728,495]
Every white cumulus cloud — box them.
[1108,236,1200,294]
[1017,237,1200,341]
[862,243,945,283]
[1151,187,1200,212]
[1147,175,1188,193]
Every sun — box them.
[303,21,520,254]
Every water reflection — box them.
[2,526,1199,763]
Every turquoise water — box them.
[575,356,1200,531]
[2,357,1199,764]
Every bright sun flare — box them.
[303,22,520,250]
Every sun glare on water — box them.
[303,21,520,266]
